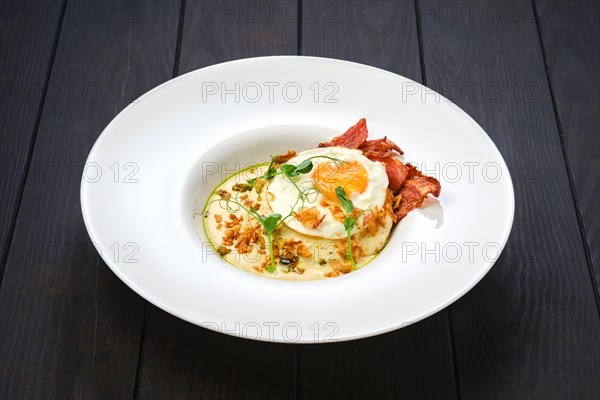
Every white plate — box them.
[81,56,514,343]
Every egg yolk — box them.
[313,161,368,200]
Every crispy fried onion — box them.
[294,206,326,229]
[337,238,365,262]
[319,196,346,223]
[325,259,353,277]
[282,239,312,258]
[272,150,297,167]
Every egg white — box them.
[267,147,389,239]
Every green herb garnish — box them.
[206,154,348,273]
[335,186,362,270]
[203,188,299,273]
[246,155,343,190]
[252,210,282,272]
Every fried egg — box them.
[267,147,389,239]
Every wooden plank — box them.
[136,2,298,399]
[534,0,600,292]
[176,0,299,74]
[301,0,424,82]
[138,306,297,400]
[298,2,457,399]
[0,1,180,398]
[298,311,456,400]
[0,0,65,278]
[419,0,600,398]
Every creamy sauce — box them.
[202,165,394,281]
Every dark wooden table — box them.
[1,1,598,398]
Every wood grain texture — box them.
[177,0,298,75]
[0,0,64,278]
[298,311,456,400]
[0,0,597,398]
[138,306,296,400]
[535,0,600,291]
[419,0,600,398]
[136,1,298,399]
[301,0,422,83]
[299,2,456,399]
[0,1,180,398]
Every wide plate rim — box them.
[80,55,515,343]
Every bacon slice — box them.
[318,118,441,220]
[318,118,368,149]
[359,136,403,158]
[393,164,441,220]
[370,157,408,193]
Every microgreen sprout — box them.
[250,210,282,272]
[204,154,349,273]
[335,186,363,270]
[203,187,300,273]
[247,155,345,188]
